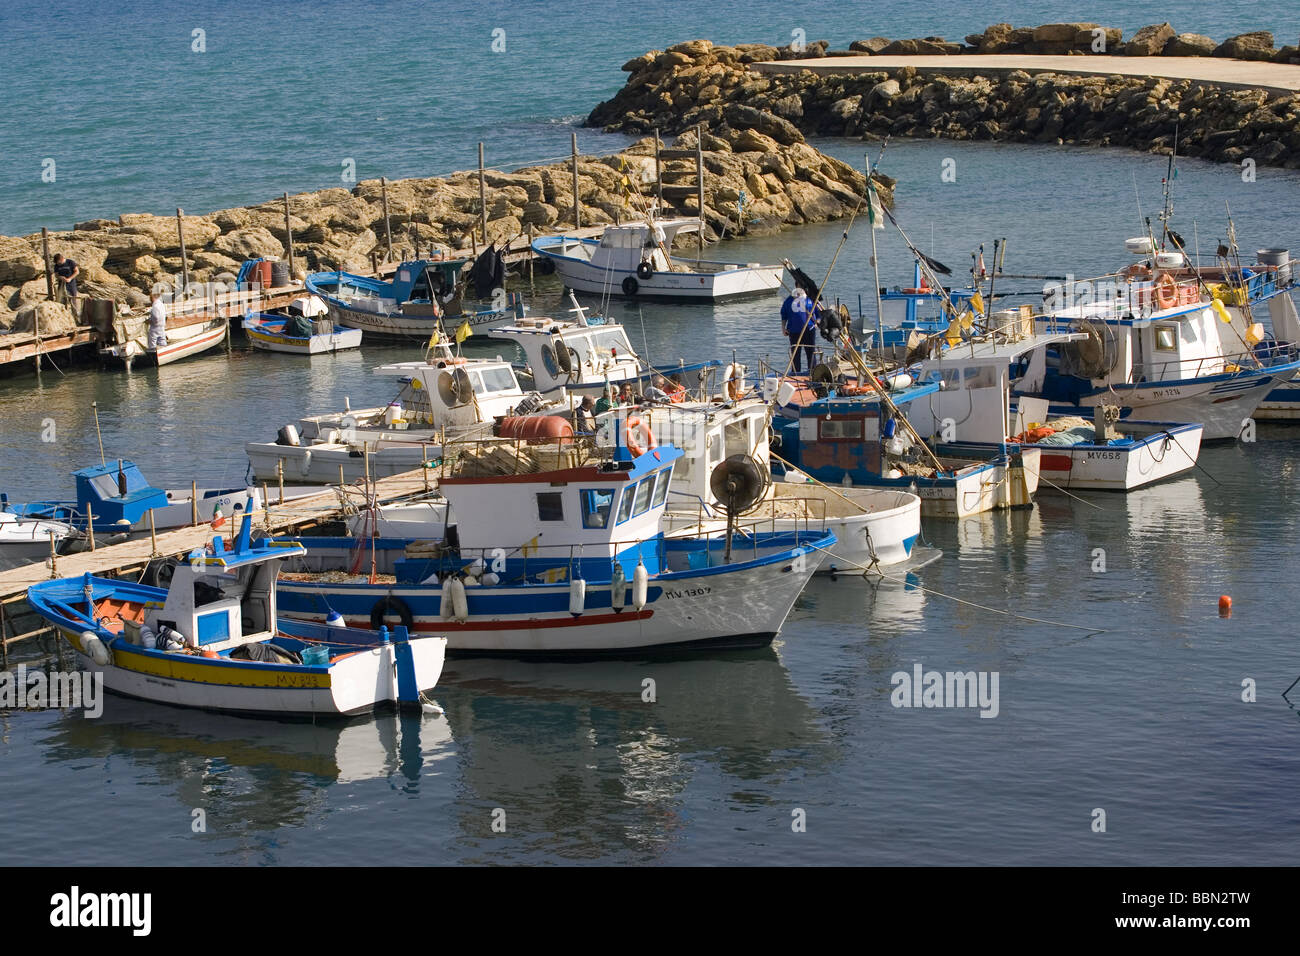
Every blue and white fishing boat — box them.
[25,515,447,717]
[244,296,362,355]
[275,445,833,655]
[532,217,783,300]
[2,460,259,534]
[1021,241,1300,440]
[305,258,521,340]
[859,263,978,361]
[488,293,721,400]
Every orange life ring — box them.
[727,377,744,401]
[626,414,656,457]
[1155,274,1178,310]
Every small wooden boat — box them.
[100,312,227,370]
[25,515,447,717]
[244,312,362,355]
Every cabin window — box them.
[615,483,637,524]
[541,344,559,377]
[536,492,565,522]
[580,489,615,528]
[819,417,864,441]
[933,368,963,391]
[475,366,518,394]
[651,466,673,508]
[1155,326,1178,352]
[724,419,749,458]
[632,477,655,516]
[963,366,998,389]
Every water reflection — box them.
[436,650,826,861]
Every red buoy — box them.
[1218,595,1232,617]
[496,415,574,445]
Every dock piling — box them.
[381,177,394,262]
[191,481,198,526]
[478,142,488,244]
[41,227,54,301]
[176,208,190,299]
[283,192,296,279]
[148,511,157,557]
[571,131,580,229]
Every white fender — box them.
[299,449,313,476]
[449,576,468,622]
[81,631,110,667]
[610,564,627,612]
[481,572,500,586]
[569,576,587,616]
[632,561,649,611]
[439,578,454,620]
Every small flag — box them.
[866,180,885,230]
[426,327,442,352]
[977,250,986,277]
[521,535,539,557]
[211,505,226,530]
[454,321,471,344]
[970,291,985,316]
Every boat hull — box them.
[246,441,435,483]
[101,319,227,369]
[275,535,829,655]
[534,238,783,300]
[325,300,513,339]
[245,317,363,354]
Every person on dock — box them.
[147,292,168,349]
[782,288,816,374]
[52,254,79,319]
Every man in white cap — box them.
[781,287,814,374]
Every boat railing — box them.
[1127,342,1296,384]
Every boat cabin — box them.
[376,354,535,427]
[143,520,305,649]
[406,447,682,582]
[3,459,168,530]
[490,314,640,395]
[588,219,701,274]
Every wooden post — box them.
[283,192,296,278]
[41,227,54,300]
[571,131,580,229]
[277,459,285,505]
[478,142,488,244]
[653,128,663,211]
[0,602,8,669]
[191,481,198,526]
[381,177,394,262]
[262,483,270,519]
[369,250,378,275]
[695,126,705,258]
[338,465,345,488]
[422,443,429,492]
[176,208,190,299]
[48,532,57,578]
[33,306,41,373]
[86,512,95,552]
[148,510,157,557]
[527,224,534,288]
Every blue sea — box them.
[2,2,1300,867]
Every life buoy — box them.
[1155,274,1178,310]
[626,414,656,457]
[299,449,313,477]
[622,276,639,296]
[554,339,574,374]
[369,595,413,630]
[636,261,654,280]
[722,363,745,401]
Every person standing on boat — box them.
[574,395,597,433]
[52,253,80,319]
[782,289,816,374]
[147,292,168,349]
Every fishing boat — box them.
[2,460,259,534]
[916,331,1202,492]
[598,398,924,571]
[274,445,834,655]
[0,511,82,570]
[488,295,720,399]
[243,296,363,354]
[859,263,979,362]
[100,311,228,370]
[25,516,447,717]
[244,344,567,483]
[1021,241,1300,440]
[531,217,783,300]
[305,257,521,340]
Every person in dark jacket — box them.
[781,289,817,374]
[52,253,80,318]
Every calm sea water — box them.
[3,3,1300,866]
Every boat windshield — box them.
[473,366,519,394]
[591,329,631,355]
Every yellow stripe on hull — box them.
[62,629,331,690]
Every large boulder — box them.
[1033,22,1098,43]
[1213,32,1276,61]
[849,37,890,54]
[213,226,285,260]
[1164,33,1216,56]
[118,214,220,255]
[722,104,804,145]
[0,237,44,284]
[1124,23,1175,56]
